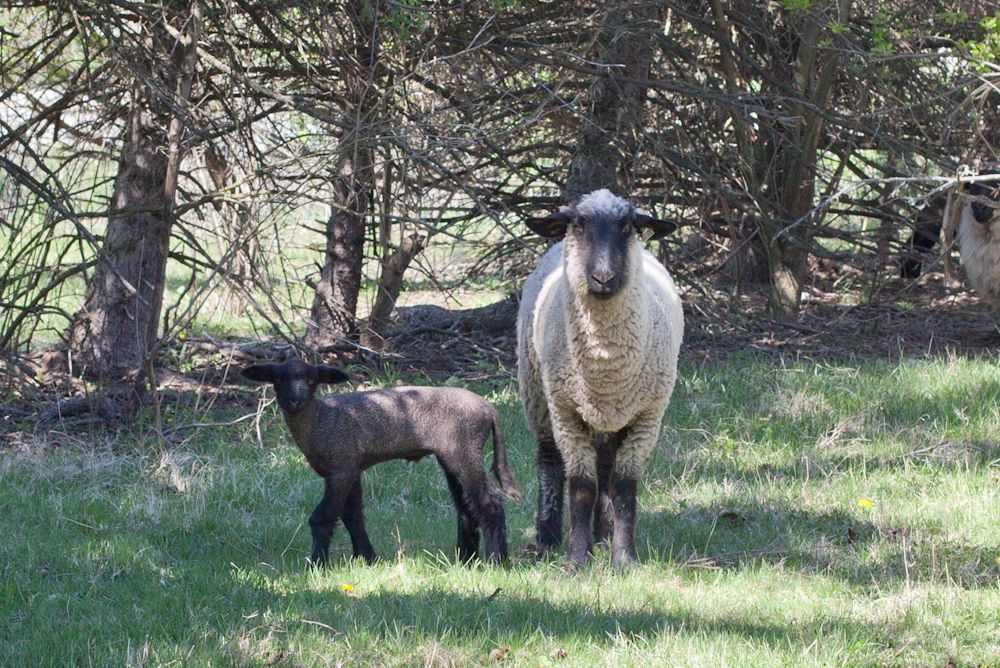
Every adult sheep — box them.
[517,189,683,566]
[957,179,1000,307]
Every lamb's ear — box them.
[634,214,679,241]
[526,210,573,240]
[242,364,277,383]
[315,365,350,385]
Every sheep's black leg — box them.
[535,433,565,554]
[308,476,351,567]
[610,475,638,567]
[593,434,619,547]
[441,464,480,562]
[340,478,376,564]
[567,475,597,565]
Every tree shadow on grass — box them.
[637,502,1000,590]
[234,572,893,658]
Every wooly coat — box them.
[242,359,521,565]
[957,180,1000,307]
[517,189,683,565]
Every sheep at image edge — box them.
[517,189,683,566]
[957,180,1000,308]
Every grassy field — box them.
[2,353,999,666]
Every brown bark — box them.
[306,2,379,348]
[564,2,661,202]
[761,0,852,320]
[204,141,263,312]
[67,1,201,385]
[360,232,426,350]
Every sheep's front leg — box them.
[534,431,565,554]
[308,475,353,567]
[593,432,624,547]
[340,478,376,564]
[611,410,662,567]
[552,408,597,565]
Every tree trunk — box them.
[762,0,852,320]
[306,2,379,348]
[204,141,263,314]
[67,1,200,385]
[564,2,660,202]
[360,232,426,350]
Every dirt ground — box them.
[2,267,998,436]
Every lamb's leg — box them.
[593,432,623,547]
[308,476,352,567]
[475,482,509,564]
[470,474,507,564]
[340,478,376,564]
[440,463,480,562]
[535,431,565,554]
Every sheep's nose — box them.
[591,270,615,285]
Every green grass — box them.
[2,354,999,666]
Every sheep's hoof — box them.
[520,543,553,561]
[611,550,637,569]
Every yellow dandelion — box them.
[857,497,873,510]
[178,330,186,340]
[340,583,353,592]
[995,556,1000,566]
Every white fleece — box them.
[517,199,684,480]
[957,200,1000,308]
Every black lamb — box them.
[242,359,521,565]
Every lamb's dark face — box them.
[525,189,679,300]
[242,359,349,414]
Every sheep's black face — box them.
[242,359,349,415]
[524,189,679,300]
[572,212,634,299]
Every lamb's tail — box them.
[489,409,522,503]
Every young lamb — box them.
[241,359,522,565]
[517,189,683,566]
[957,180,1000,307]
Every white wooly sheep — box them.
[517,189,683,566]
[957,181,1000,307]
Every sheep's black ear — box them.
[242,364,277,383]
[634,214,679,241]
[526,210,573,240]
[315,365,349,385]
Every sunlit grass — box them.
[2,354,999,666]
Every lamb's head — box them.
[242,359,349,414]
[966,179,1000,225]
[526,189,677,299]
